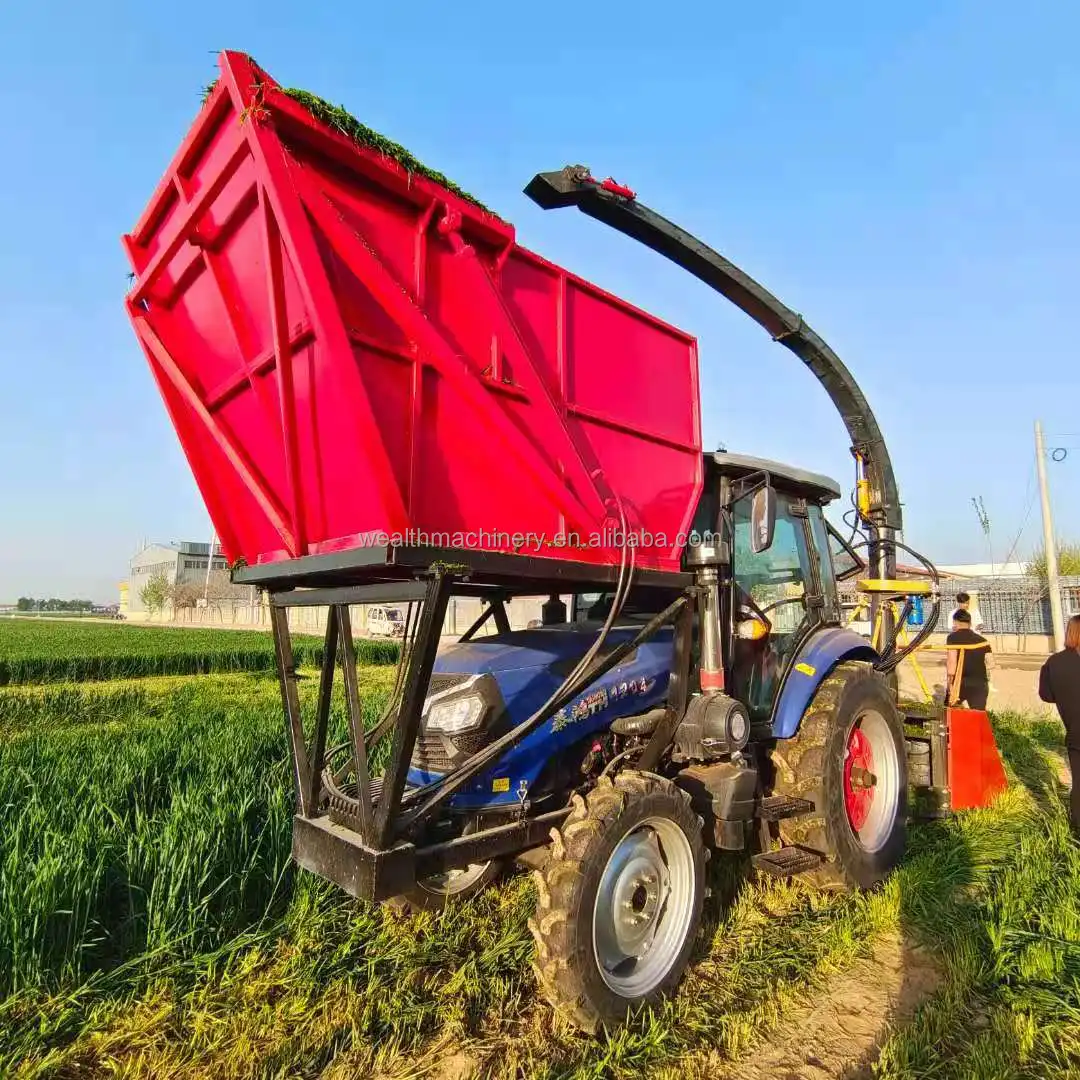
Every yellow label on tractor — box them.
[492,777,510,793]
[794,662,817,677]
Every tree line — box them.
[16,598,97,612]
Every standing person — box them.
[945,609,994,710]
[1038,615,1080,838]
[950,591,986,633]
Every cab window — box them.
[732,494,810,633]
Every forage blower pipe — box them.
[525,165,903,626]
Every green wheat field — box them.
[0,618,1077,1079]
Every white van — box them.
[367,606,405,637]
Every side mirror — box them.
[750,485,776,554]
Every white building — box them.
[936,561,1027,579]
[127,541,229,616]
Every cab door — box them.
[730,493,823,720]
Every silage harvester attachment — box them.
[122,49,1012,1033]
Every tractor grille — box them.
[427,672,473,695]
[412,729,490,773]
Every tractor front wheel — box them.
[529,771,706,1033]
[768,661,907,890]
[386,818,503,913]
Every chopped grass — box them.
[200,73,495,213]
[280,87,493,214]
[0,619,398,685]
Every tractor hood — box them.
[433,624,671,676]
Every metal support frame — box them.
[266,559,691,902]
[271,603,315,817]
[372,575,451,847]
[269,572,448,844]
[459,595,510,642]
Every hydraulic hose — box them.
[846,537,942,674]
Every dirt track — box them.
[708,932,943,1080]
[897,651,1058,717]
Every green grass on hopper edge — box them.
[200,76,497,216]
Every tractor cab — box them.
[704,451,861,720]
[571,451,868,724]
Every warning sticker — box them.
[492,777,510,793]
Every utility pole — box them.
[203,530,217,605]
[1035,420,1066,650]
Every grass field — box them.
[0,619,398,684]
[1,621,1078,1078]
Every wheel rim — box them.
[419,819,492,896]
[592,816,696,998]
[420,859,491,896]
[843,708,900,852]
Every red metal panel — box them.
[122,50,703,573]
[947,707,1009,811]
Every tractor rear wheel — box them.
[767,661,907,890]
[529,771,706,1033]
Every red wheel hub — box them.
[844,725,876,831]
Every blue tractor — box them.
[383,454,921,1027]
[250,171,940,1033]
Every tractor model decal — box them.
[551,675,657,733]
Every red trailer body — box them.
[123,52,703,574]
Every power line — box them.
[999,464,1037,569]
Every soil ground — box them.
[897,650,1056,716]
[706,933,943,1080]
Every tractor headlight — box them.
[426,692,486,734]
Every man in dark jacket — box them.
[946,609,994,710]
[1038,614,1080,837]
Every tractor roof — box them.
[707,451,842,505]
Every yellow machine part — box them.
[856,476,872,518]
[856,578,934,596]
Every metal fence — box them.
[839,575,1080,637]
[144,593,556,636]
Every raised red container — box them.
[123,52,703,574]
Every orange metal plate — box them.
[947,707,1008,810]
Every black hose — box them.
[843,536,941,673]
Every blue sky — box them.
[1,1,1078,601]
